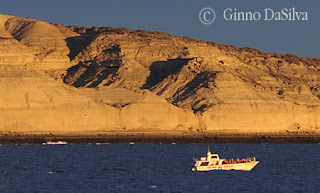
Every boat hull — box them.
[193,161,259,171]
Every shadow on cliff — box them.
[64,39,122,87]
[66,34,98,61]
[63,60,121,88]
[172,71,218,113]
[142,58,193,89]
[142,57,219,113]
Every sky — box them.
[0,0,319,58]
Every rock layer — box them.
[0,14,319,135]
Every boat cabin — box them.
[195,151,224,166]
[206,151,220,160]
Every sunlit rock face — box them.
[0,13,320,135]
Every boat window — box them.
[201,162,209,166]
[212,156,218,159]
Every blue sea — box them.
[0,144,319,193]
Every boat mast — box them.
[207,144,212,160]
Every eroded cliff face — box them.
[0,14,319,134]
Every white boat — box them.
[43,141,68,145]
[192,149,259,171]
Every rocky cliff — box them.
[0,14,319,135]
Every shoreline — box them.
[0,133,319,144]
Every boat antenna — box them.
[207,144,210,152]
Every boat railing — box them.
[247,157,257,162]
[222,157,258,164]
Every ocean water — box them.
[0,144,319,193]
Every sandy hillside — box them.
[0,14,319,135]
